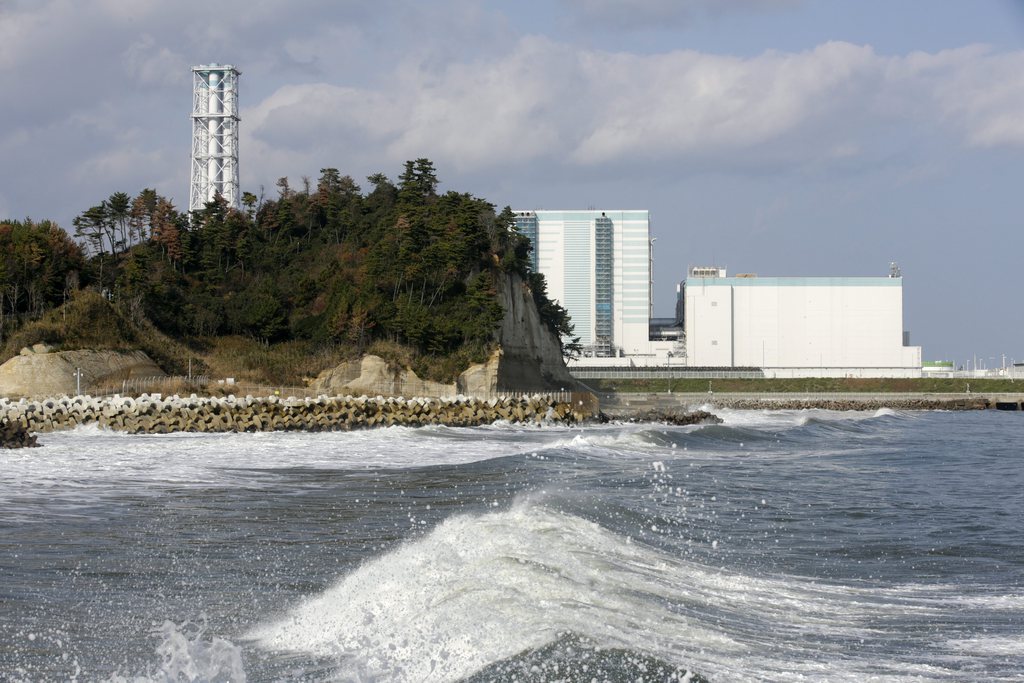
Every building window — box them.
[711,340,718,346]
[710,301,718,307]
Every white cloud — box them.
[72,145,170,184]
[241,37,1024,179]
[242,36,582,173]
[94,0,162,22]
[561,0,800,29]
[0,0,60,70]
[123,34,189,87]
[570,41,878,164]
[2,0,1022,233]
[928,49,1024,147]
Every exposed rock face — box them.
[311,272,579,398]
[493,272,577,392]
[0,349,165,398]
[311,355,455,397]
[456,350,500,396]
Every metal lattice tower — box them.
[189,64,240,213]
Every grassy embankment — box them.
[588,377,1021,394]
[0,291,486,389]
[1,291,349,386]
[1,291,196,373]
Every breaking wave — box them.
[248,500,975,681]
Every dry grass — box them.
[364,339,493,384]
[411,343,494,384]
[1,291,135,362]
[199,336,354,386]
[1,291,204,377]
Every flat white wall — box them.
[685,278,922,371]
[536,224,564,318]
[617,213,652,354]
[684,281,734,365]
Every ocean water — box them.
[1,408,1022,682]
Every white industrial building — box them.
[511,206,925,377]
[682,268,922,377]
[513,210,652,357]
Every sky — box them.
[1,0,1022,368]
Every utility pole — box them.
[667,351,673,394]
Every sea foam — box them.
[247,500,969,681]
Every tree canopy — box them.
[0,160,577,373]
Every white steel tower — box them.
[189,64,240,213]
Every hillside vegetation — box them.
[0,160,574,384]
[1,290,198,376]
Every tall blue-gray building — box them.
[513,210,652,357]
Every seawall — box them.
[0,392,591,440]
[601,392,1024,414]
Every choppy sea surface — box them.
[1,408,1022,682]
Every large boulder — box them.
[0,349,165,398]
[456,349,500,396]
[0,418,38,448]
[311,355,454,398]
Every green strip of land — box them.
[586,377,1020,393]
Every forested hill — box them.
[0,159,574,382]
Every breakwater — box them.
[601,391,1024,414]
[0,393,590,442]
[699,397,993,411]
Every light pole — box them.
[667,351,673,394]
[73,368,83,396]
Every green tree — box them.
[107,191,132,253]
[73,203,111,255]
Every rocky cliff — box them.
[492,271,577,391]
[311,355,458,397]
[0,347,165,398]
[312,271,579,397]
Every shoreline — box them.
[4,389,1021,447]
[598,391,1024,413]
